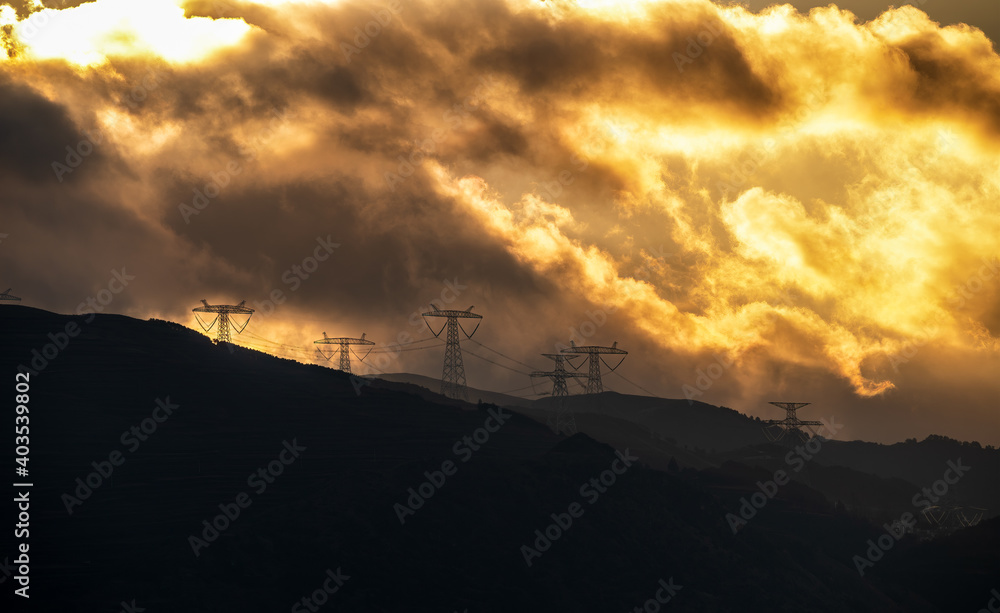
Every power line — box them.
[241,330,313,352]
[499,382,538,394]
[609,370,658,397]
[368,340,443,354]
[468,339,538,371]
[463,347,530,376]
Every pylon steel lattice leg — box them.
[340,340,351,373]
[531,353,586,435]
[441,317,468,400]
[217,313,231,344]
[422,306,482,401]
[586,354,602,393]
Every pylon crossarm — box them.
[421,309,482,318]
[229,313,253,334]
[458,317,481,338]
[769,402,810,410]
[562,345,627,353]
[599,354,627,371]
[423,317,448,338]
[194,312,219,332]
[351,345,374,362]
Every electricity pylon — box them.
[561,340,627,394]
[762,402,824,441]
[192,299,254,344]
[422,305,482,400]
[314,332,374,374]
[531,353,586,397]
[0,288,21,303]
[531,353,586,435]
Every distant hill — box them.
[533,392,765,451]
[386,369,1000,525]
[372,372,535,408]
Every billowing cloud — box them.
[1,0,997,444]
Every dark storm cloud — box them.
[0,76,104,184]
[896,33,1000,136]
[470,2,778,118]
[159,165,554,323]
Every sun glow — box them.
[6,0,252,66]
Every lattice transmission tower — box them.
[531,353,586,435]
[762,402,823,441]
[0,288,21,303]
[422,306,482,400]
[561,341,627,394]
[531,353,586,397]
[192,299,254,344]
[314,332,374,374]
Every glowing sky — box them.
[1,0,998,444]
